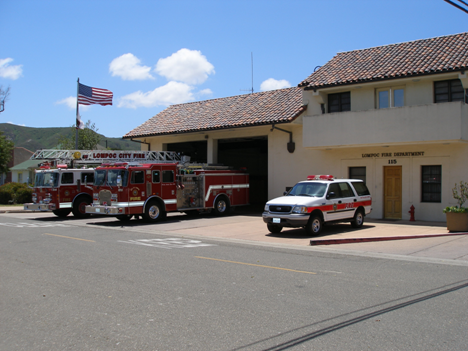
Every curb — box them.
[310,232,468,246]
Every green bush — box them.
[15,187,32,204]
[443,206,468,213]
[0,189,13,204]
[0,182,33,204]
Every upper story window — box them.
[434,79,468,103]
[377,87,404,109]
[328,92,350,113]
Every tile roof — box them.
[123,87,305,138]
[299,32,468,90]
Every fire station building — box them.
[124,32,468,222]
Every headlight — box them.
[292,206,308,214]
[264,204,269,211]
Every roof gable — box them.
[124,87,305,138]
[299,32,468,90]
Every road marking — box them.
[195,256,317,275]
[44,233,95,242]
[119,238,217,249]
[0,222,70,228]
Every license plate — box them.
[273,218,281,223]
[95,208,100,213]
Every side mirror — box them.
[326,192,335,199]
[117,175,122,187]
[49,178,54,187]
[84,175,87,185]
[283,191,288,196]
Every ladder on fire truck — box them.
[30,150,181,164]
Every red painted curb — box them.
[310,232,468,246]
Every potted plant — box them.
[443,181,468,232]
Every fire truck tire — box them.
[305,214,323,236]
[267,223,282,234]
[213,196,230,216]
[144,201,165,222]
[351,209,365,228]
[53,209,71,218]
[72,196,91,218]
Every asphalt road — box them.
[1,212,467,350]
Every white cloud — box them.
[56,96,89,111]
[197,88,213,97]
[260,78,291,92]
[109,53,154,80]
[7,121,25,126]
[0,58,23,80]
[118,81,195,109]
[155,48,215,85]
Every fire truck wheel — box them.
[351,209,365,228]
[267,223,282,234]
[72,196,91,218]
[305,215,323,236]
[213,196,230,216]
[144,201,165,222]
[53,209,71,218]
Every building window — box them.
[422,166,441,203]
[349,167,366,183]
[434,79,468,103]
[377,87,405,108]
[328,92,350,113]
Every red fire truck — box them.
[85,153,250,222]
[23,150,174,218]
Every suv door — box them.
[325,182,357,221]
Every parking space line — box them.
[195,256,316,274]
[44,233,95,242]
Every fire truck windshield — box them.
[35,171,59,187]
[94,169,129,187]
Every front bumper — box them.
[85,205,125,215]
[23,203,55,211]
[262,212,310,227]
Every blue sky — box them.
[1,0,467,138]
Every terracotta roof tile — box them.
[299,32,468,90]
[124,87,305,138]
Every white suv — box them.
[262,175,372,235]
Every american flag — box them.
[78,83,113,106]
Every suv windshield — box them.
[287,182,327,197]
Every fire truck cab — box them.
[86,156,249,222]
[24,165,95,218]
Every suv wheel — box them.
[306,215,323,236]
[351,209,365,228]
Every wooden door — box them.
[384,166,402,219]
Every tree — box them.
[58,120,101,150]
[0,85,11,113]
[0,131,14,173]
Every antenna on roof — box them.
[443,0,468,14]
[240,52,254,94]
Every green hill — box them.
[0,123,140,151]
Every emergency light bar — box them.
[307,175,334,181]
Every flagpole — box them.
[75,78,79,149]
